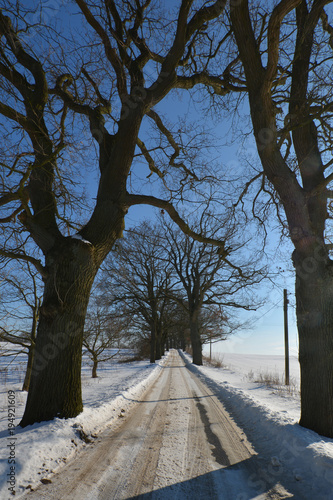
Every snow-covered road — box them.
[22,350,302,499]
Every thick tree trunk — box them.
[230,0,333,438]
[20,238,98,427]
[294,252,333,437]
[22,344,35,392]
[190,317,202,366]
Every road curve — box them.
[23,350,294,499]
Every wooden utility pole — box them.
[284,289,290,386]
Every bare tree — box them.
[0,260,42,391]
[163,217,264,365]
[83,304,123,378]
[199,305,229,346]
[227,0,333,437]
[160,298,189,352]
[0,1,231,426]
[100,222,174,363]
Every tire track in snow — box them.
[22,350,294,499]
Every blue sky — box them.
[217,295,299,357]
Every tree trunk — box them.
[190,316,202,366]
[155,332,161,360]
[160,329,168,356]
[92,358,98,378]
[20,238,98,427]
[229,0,333,438]
[294,251,333,437]
[22,344,35,392]
[150,323,156,364]
[180,330,186,351]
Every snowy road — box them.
[23,350,298,499]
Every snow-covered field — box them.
[212,352,300,387]
[0,347,332,499]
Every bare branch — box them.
[125,193,227,255]
[147,109,199,181]
[265,0,302,89]
[0,11,47,96]
[321,8,333,48]
[0,100,27,127]
[0,205,23,223]
[75,0,128,99]
[0,249,46,277]
[136,138,164,178]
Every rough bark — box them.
[20,237,100,426]
[19,102,137,426]
[294,248,333,437]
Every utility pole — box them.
[284,289,290,386]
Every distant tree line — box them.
[1,216,263,382]
[90,218,263,368]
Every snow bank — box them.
[0,353,169,499]
[1,348,333,499]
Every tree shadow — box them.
[127,456,297,499]
[0,457,23,497]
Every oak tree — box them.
[0,1,229,426]
[229,0,333,436]
[163,218,263,365]
[100,222,174,363]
